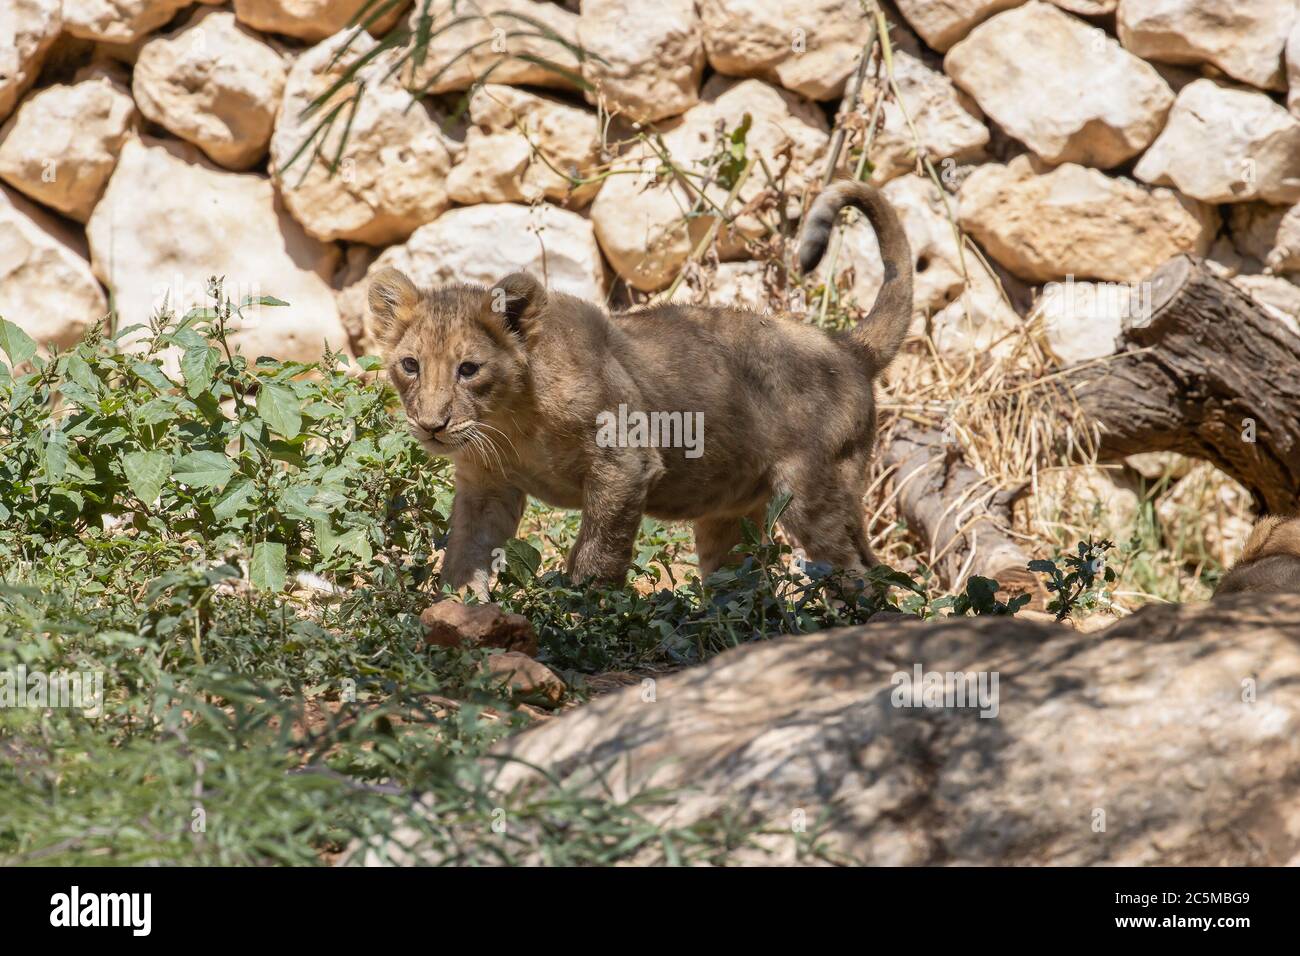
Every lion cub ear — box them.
[487,272,547,342]
[367,268,420,352]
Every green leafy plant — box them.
[1028,538,1117,621]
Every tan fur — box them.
[368,179,913,596]
[1214,515,1300,597]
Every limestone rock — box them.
[1134,79,1300,205]
[0,74,138,222]
[1035,278,1135,364]
[445,85,600,207]
[86,136,346,364]
[1289,18,1300,116]
[1050,0,1117,12]
[959,155,1218,283]
[1228,202,1300,275]
[344,202,606,352]
[856,50,988,184]
[422,601,538,657]
[484,652,566,707]
[1118,0,1295,92]
[893,0,1026,52]
[578,0,703,123]
[0,0,62,122]
[945,2,1173,169]
[367,594,1300,864]
[406,0,580,94]
[0,184,108,352]
[1232,274,1300,336]
[63,0,193,44]
[929,258,1023,358]
[233,0,408,42]
[1156,462,1256,568]
[697,0,872,101]
[1125,451,1192,482]
[133,10,287,171]
[672,260,774,312]
[590,76,828,292]
[1030,465,1140,532]
[270,31,455,245]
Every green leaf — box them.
[250,541,287,592]
[130,361,175,392]
[44,428,69,481]
[121,450,171,505]
[242,295,290,308]
[503,538,541,585]
[0,317,37,367]
[180,344,219,398]
[337,527,373,564]
[213,477,256,520]
[172,450,236,490]
[258,383,301,439]
[64,353,99,393]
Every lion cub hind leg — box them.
[694,504,768,580]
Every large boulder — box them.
[0,184,108,352]
[232,0,408,42]
[364,594,1300,865]
[339,202,607,353]
[893,0,1025,52]
[445,85,600,207]
[133,9,287,171]
[697,0,873,101]
[856,50,988,184]
[1117,0,1296,92]
[959,155,1218,283]
[590,76,829,292]
[85,136,346,364]
[0,73,138,222]
[63,0,193,44]
[405,0,580,94]
[944,1,1173,169]
[269,31,456,245]
[1134,78,1300,205]
[577,0,703,123]
[0,0,62,122]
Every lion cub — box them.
[368,181,913,597]
[1214,515,1300,597]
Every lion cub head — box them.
[367,268,544,455]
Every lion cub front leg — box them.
[441,480,527,601]
[567,452,653,585]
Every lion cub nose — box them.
[422,414,451,436]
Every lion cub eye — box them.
[400,357,419,375]
[457,361,480,379]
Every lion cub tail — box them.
[798,180,913,370]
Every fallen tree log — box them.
[879,417,1039,599]
[1067,255,1300,513]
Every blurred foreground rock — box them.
[361,593,1300,865]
